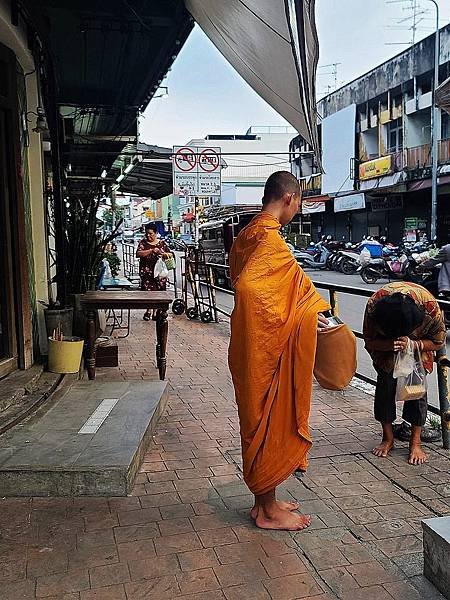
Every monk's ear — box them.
[284,192,294,206]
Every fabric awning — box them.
[118,143,174,199]
[184,0,320,159]
[436,76,450,115]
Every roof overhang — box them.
[116,143,174,199]
[21,0,193,196]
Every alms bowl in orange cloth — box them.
[314,323,357,390]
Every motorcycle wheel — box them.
[361,267,379,284]
[335,257,345,272]
[330,256,340,271]
[341,259,357,275]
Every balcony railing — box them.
[440,139,450,164]
[406,144,431,169]
[406,140,450,170]
[359,141,450,176]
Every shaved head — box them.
[263,171,300,205]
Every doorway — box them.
[0,47,19,376]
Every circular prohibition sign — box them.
[199,148,220,173]
[174,147,197,172]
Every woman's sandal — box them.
[143,313,151,321]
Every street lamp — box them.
[428,0,440,241]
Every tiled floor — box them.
[0,312,449,599]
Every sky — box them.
[139,0,450,149]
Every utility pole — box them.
[429,0,440,241]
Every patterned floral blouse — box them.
[363,281,446,373]
[136,238,170,291]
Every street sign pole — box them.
[428,0,440,241]
[194,196,199,248]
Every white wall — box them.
[220,184,237,205]
[361,129,379,159]
[186,128,295,184]
[322,104,356,195]
[221,183,264,206]
[405,110,431,148]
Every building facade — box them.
[0,1,53,376]
[292,25,450,244]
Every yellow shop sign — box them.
[359,155,393,180]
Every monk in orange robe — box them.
[228,171,330,531]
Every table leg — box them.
[86,309,97,380]
[156,309,168,380]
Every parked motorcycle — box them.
[360,253,409,284]
[335,244,361,274]
[295,243,330,270]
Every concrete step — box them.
[0,380,168,496]
[0,370,62,434]
[423,517,450,599]
[0,364,44,413]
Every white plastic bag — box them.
[154,257,169,279]
[393,339,415,378]
[395,348,427,403]
[359,247,371,266]
[102,258,112,279]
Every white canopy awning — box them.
[184,0,320,159]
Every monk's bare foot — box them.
[408,445,427,465]
[254,506,311,531]
[372,440,394,458]
[250,500,299,520]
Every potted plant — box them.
[64,193,123,336]
[40,298,74,339]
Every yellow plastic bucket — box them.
[48,337,84,374]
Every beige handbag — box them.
[314,319,357,390]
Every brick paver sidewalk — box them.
[1,313,449,599]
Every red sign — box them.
[174,147,196,172]
[199,148,220,172]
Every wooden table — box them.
[80,291,172,380]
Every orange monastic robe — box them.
[228,212,329,496]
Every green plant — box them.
[105,252,121,277]
[65,193,123,295]
[102,206,125,229]
[427,415,442,431]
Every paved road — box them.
[123,245,445,412]
[209,268,447,412]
